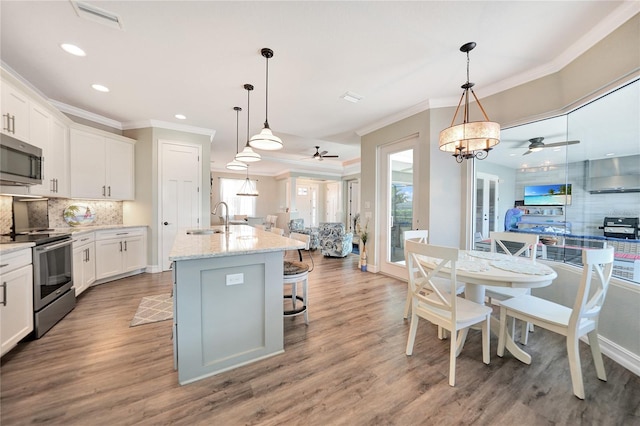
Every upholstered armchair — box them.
[319,222,353,257]
[289,218,320,250]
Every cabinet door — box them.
[95,239,123,280]
[72,245,86,296]
[70,129,106,199]
[85,244,96,286]
[106,137,134,200]
[28,104,52,196]
[1,81,30,141]
[49,119,69,197]
[122,235,145,272]
[1,264,34,356]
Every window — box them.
[219,178,257,217]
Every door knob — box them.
[164,221,169,225]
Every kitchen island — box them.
[169,225,304,385]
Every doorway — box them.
[347,180,360,234]
[159,141,201,271]
[474,172,499,244]
[379,136,418,279]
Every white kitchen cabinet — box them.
[1,249,34,357]
[1,80,30,142]
[95,228,146,280]
[72,233,95,296]
[27,104,51,196]
[70,127,135,200]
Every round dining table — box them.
[418,250,557,363]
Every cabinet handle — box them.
[108,186,111,197]
[10,115,15,134]
[102,185,106,196]
[50,179,55,192]
[0,263,8,268]
[124,241,127,251]
[119,241,123,252]
[81,237,89,242]
[2,113,9,132]
[84,248,88,262]
[1,282,6,306]
[54,178,58,193]
[87,248,90,262]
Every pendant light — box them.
[226,106,248,171]
[236,84,261,162]
[439,42,500,163]
[249,48,283,151]
[236,165,259,197]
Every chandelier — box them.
[439,42,500,163]
[236,165,259,197]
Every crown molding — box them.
[51,99,124,129]
[123,119,216,139]
[356,100,431,137]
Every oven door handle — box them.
[35,240,72,252]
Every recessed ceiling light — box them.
[60,43,86,57]
[340,91,364,103]
[605,152,615,156]
[91,84,109,92]
[175,114,186,120]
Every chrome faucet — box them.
[213,201,229,233]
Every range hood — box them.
[588,155,640,194]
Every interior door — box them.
[379,136,417,279]
[347,180,360,233]
[325,182,340,222]
[474,172,499,243]
[160,141,201,271]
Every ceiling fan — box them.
[309,146,339,161]
[518,137,580,156]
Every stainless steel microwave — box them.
[0,133,43,185]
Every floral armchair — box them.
[288,219,320,250]
[319,222,353,257]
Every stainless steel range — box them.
[6,232,76,338]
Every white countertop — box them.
[0,242,35,256]
[169,225,305,261]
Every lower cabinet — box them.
[72,233,96,296]
[95,228,146,280]
[1,249,34,357]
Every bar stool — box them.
[284,232,312,324]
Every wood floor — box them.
[1,251,639,425]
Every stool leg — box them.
[291,281,297,309]
[303,276,309,325]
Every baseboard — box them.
[582,334,640,377]
[146,264,163,273]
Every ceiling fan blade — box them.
[543,140,580,148]
[320,150,328,156]
[522,150,533,156]
[323,154,339,158]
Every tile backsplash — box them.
[48,199,123,228]
[0,196,12,234]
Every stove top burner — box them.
[1,231,72,245]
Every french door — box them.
[378,136,418,279]
[474,172,499,244]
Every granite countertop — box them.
[0,242,36,256]
[169,225,305,261]
[62,224,148,235]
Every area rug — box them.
[130,293,173,327]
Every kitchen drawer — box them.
[73,232,95,246]
[95,228,145,241]
[0,249,32,274]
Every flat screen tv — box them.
[524,184,572,206]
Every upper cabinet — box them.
[70,127,135,200]
[1,80,30,142]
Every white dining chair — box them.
[403,230,428,319]
[405,240,491,386]
[254,224,266,230]
[497,246,614,399]
[484,231,539,344]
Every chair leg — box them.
[302,276,309,325]
[405,314,419,356]
[438,326,446,340]
[587,330,607,381]
[482,316,490,365]
[567,334,586,400]
[291,281,297,309]
[497,307,507,357]
[521,320,530,345]
[449,331,457,386]
[403,286,412,319]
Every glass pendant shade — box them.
[250,126,283,150]
[226,159,248,171]
[235,145,261,162]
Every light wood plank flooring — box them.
[1,251,639,425]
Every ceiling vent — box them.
[71,1,124,30]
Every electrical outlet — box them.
[226,273,244,286]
